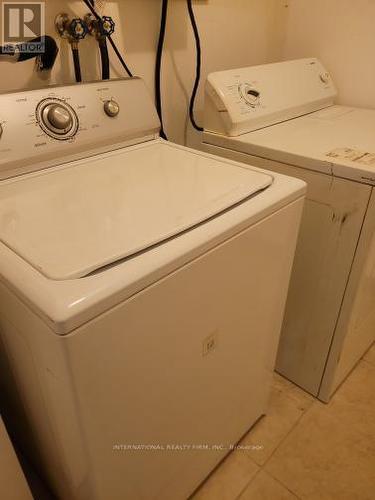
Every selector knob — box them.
[104,100,120,117]
[238,83,260,107]
[245,89,260,104]
[36,98,79,140]
[47,104,73,130]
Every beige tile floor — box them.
[192,343,375,500]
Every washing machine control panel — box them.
[205,58,337,136]
[0,78,160,180]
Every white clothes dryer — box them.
[204,58,375,402]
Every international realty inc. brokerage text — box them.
[112,443,264,452]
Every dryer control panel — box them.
[0,78,160,180]
[204,58,337,137]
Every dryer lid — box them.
[204,105,375,184]
[0,141,272,280]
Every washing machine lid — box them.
[205,105,375,184]
[0,141,272,281]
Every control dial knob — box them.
[320,72,330,84]
[36,98,79,140]
[238,83,260,107]
[46,104,73,130]
[104,99,120,117]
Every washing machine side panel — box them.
[0,416,32,500]
[0,282,92,500]
[320,188,375,400]
[63,199,303,500]
[203,145,371,397]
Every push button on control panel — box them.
[104,100,120,117]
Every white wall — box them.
[0,0,287,146]
[282,0,375,110]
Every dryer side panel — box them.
[202,145,371,397]
[320,188,375,400]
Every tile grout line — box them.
[238,380,316,471]
[265,469,302,499]
[232,456,302,500]
[361,343,375,367]
[250,399,317,500]
[233,374,327,499]
[235,385,316,499]
[260,397,316,468]
[362,358,375,368]
[234,357,373,500]
[264,358,375,499]
[233,467,263,500]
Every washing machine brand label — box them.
[326,148,375,166]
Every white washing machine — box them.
[0,78,305,500]
[203,58,375,402]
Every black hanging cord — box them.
[82,0,133,77]
[71,45,82,82]
[155,0,169,140]
[187,0,203,132]
[99,39,110,80]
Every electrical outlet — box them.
[202,332,218,357]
